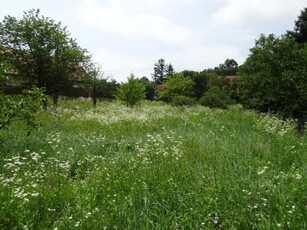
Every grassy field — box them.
[0,99,306,229]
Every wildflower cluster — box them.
[256,114,296,136]
[1,150,45,203]
[69,102,177,125]
[135,130,183,164]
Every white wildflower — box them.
[48,208,56,212]
[257,166,268,175]
[292,173,302,180]
[85,212,92,219]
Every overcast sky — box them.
[0,0,306,82]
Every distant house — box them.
[225,75,240,94]
[207,75,239,89]
[225,75,238,81]
[154,84,165,91]
[1,46,89,95]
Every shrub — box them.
[158,73,195,102]
[117,75,145,107]
[0,86,47,134]
[199,86,233,109]
[171,95,195,107]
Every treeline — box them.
[1,8,306,130]
[0,9,238,105]
[115,58,239,109]
[145,8,307,130]
[119,7,307,122]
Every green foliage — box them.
[139,77,155,100]
[86,65,119,107]
[158,73,195,102]
[144,83,155,101]
[117,74,145,107]
[181,70,210,100]
[239,34,307,114]
[214,58,239,76]
[94,78,119,99]
[166,63,174,77]
[0,74,5,94]
[208,75,231,91]
[171,95,195,106]
[0,49,9,93]
[0,9,91,105]
[0,86,47,133]
[199,86,233,109]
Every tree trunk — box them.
[267,106,272,114]
[93,84,97,107]
[53,95,58,106]
[93,97,97,107]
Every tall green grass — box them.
[0,99,306,229]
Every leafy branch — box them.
[0,86,48,134]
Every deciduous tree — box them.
[0,9,91,105]
[117,74,145,107]
[214,59,238,76]
[158,73,195,102]
[239,34,307,129]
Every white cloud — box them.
[44,0,307,81]
[212,0,306,28]
[75,0,191,45]
[168,42,243,72]
[2,0,306,83]
[92,49,153,82]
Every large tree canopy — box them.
[0,9,91,105]
[239,34,307,115]
[214,59,238,76]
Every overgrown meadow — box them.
[0,99,306,229]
